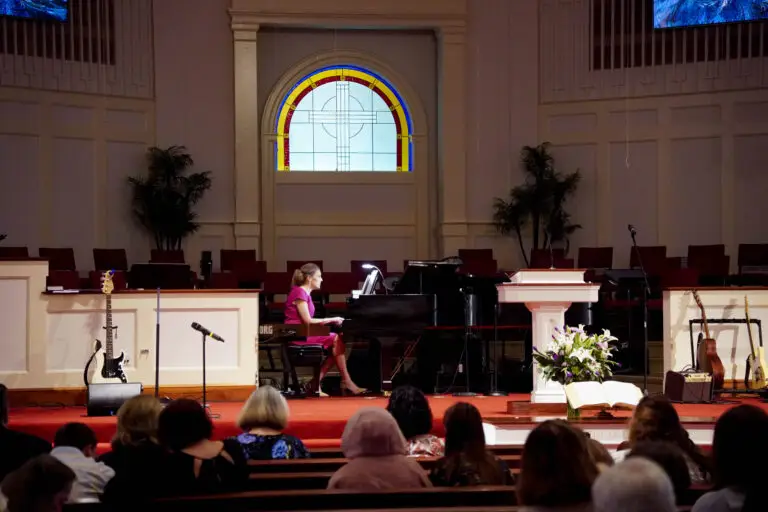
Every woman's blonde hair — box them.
[291,262,320,287]
[113,394,163,447]
[237,385,289,431]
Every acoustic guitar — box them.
[692,290,725,391]
[744,296,767,390]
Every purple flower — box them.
[566,371,573,378]
[552,353,558,360]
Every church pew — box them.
[65,486,519,511]
[247,455,522,474]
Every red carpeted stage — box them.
[8,394,767,451]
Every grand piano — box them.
[343,259,512,393]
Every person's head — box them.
[628,394,709,474]
[386,385,434,441]
[627,440,691,497]
[710,404,768,490]
[157,398,213,451]
[587,438,614,471]
[237,385,289,432]
[291,262,322,290]
[0,454,75,512]
[628,395,686,446]
[0,383,8,427]
[517,420,599,507]
[443,402,486,456]
[340,407,407,459]
[53,422,98,458]
[592,458,676,512]
[113,395,163,448]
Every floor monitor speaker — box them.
[87,382,143,417]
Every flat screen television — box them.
[654,1,768,29]
[0,0,68,22]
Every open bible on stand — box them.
[564,381,643,410]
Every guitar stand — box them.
[688,317,763,403]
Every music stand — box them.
[605,269,649,394]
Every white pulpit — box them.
[497,269,600,403]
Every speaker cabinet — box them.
[664,371,712,403]
[86,383,143,417]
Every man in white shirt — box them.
[50,422,115,503]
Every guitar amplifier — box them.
[87,382,143,417]
[664,371,712,403]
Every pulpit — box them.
[497,269,600,403]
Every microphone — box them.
[191,322,225,342]
[628,224,637,236]
[545,227,555,269]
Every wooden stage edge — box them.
[7,385,257,406]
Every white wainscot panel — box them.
[276,236,415,272]
[734,135,768,245]
[0,279,28,372]
[549,144,597,249]
[50,105,95,130]
[106,142,151,264]
[667,138,721,254]
[51,138,96,269]
[47,310,137,371]
[0,101,40,133]
[159,310,239,370]
[274,183,414,225]
[0,134,41,249]
[610,141,658,267]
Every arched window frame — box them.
[274,64,414,172]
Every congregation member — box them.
[592,458,676,512]
[586,438,613,471]
[0,384,51,482]
[0,455,75,512]
[284,262,364,396]
[692,404,768,512]
[627,440,692,500]
[617,395,710,484]
[516,420,597,512]
[49,423,115,502]
[228,385,309,460]
[429,402,512,487]
[99,395,184,503]
[328,407,431,490]
[386,385,444,457]
[157,399,248,494]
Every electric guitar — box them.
[744,295,767,390]
[85,270,127,384]
[692,290,725,391]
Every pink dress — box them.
[284,286,337,349]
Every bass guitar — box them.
[84,270,127,384]
[744,295,767,390]
[692,290,725,391]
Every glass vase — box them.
[566,399,581,420]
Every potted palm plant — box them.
[492,143,581,267]
[128,146,212,250]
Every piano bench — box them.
[287,344,327,366]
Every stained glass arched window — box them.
[275,65,413,172]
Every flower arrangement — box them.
[532,325,619,385]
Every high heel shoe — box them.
[341,383,369,396]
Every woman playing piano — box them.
[284,263,364,396]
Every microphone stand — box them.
[154,288,161,399]
[485,301,507,396]
[630,229,651,395]
[547,230,555,269]
[199,331,219,418]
